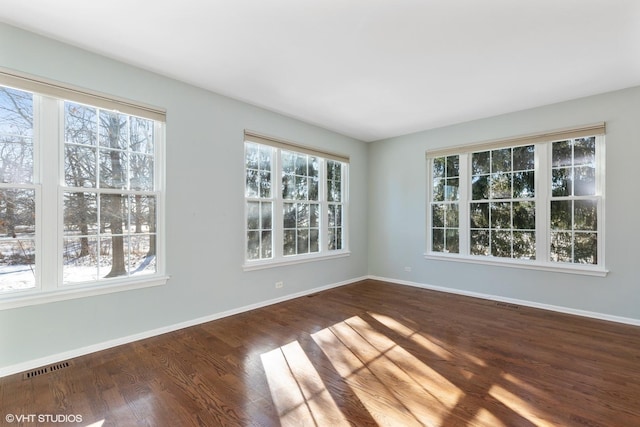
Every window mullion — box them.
[38,96,61,291]
[458,153,469,255]
[273,149,283,259]
[535,142,550,262]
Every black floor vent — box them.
[23,361,72,380]
[496,302,521,310]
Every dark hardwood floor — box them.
[2,279,640,426]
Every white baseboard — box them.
[369,275,640,327]
[0,276,368,378]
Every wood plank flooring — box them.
[2,279,640,426]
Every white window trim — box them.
[425,124,607,277]
[242,131,350,270]
[0,71,168,310]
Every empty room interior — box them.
[1,1,639,426]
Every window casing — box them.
[0,71,166,309]
[426,124,606,276]
[244,132,349,270]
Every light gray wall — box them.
[368,86,640,320]
[0,23,369,369]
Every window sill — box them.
[243,251,351,271]
[424,253,608,277]
[0,275,170,310]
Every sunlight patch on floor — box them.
[311,315,465,426]
[261,341,349,427]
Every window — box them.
[0,70,166,309]
[244,131,349,269]
[426,124,606,276]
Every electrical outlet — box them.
[275,281,284,289]
[404,266,412,272]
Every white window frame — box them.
[243,131,350,271]
[0,69,168,310]
[425,123,607,277]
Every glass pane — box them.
[492,148,511,172]
[246,169,258,197]
[446,204,459,228]
[433,157,445,178]
[100,236,129,278]
[296,203,309,228]
[99,110,128,149]
[0,87,33,136]
[99,149,128,189]
[490,202,511,229]
[0,238,35,291]
[573,137,595,166]
[259,171,271,198]
[513,145,535,171]
[433,179,445,202]
[261,231,272,258]
[513,171,535,198]
[574,233,597,264]
[100,194,128,235]
[471,175,489,200]
[328,179,341,202]
[247,231,260,260]
[1,87,34,185]
[310,204,319,228]
[328,228,336,250]
[574,199,597,231]
[65,145,96,188]
[283,203,296,229]
[470,203,489,229]
[513,201,535,230]
[513,231,535,260]
[129,117,154,154]
[129,153,153,191]
[470,230,489,256]
[259,146,272,171]
[245,143,259,169]
[63,237,99,283]
[261,202,272,229]
[297,229,309,254]
[129,234,156,275]
[283,230,296,255]
[551,168,571,197]
[574,166,595,196]
[64,102,96,145]
[432,229,444,252]
[0,188,36,237]
[446,156,459,177]
[328,204,337,227]
[128,195,156,234]
[295,176,307,200]
[444,178,459,201]
[552,140,572,167]
[247,202,259,230]
[295,154,307,176]
[309,177,319,201]
[550,201,571,230]
[472,151,490,175]
[64,192,98,235]
[310,229,320,252]
[282,151,295,174]
[282,175,295,199]
[445,229,459,253]
[491,230,512,258]
[432,204,445,228]
[490,173,511,199]
[550,232,572,263]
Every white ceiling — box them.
[1,0,639,142]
